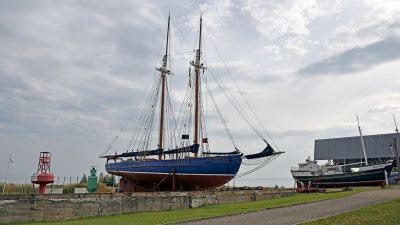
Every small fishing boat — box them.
[291,116,394,189]
[291,157,393,189]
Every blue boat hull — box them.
[106,154,242,191]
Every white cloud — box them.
[284,37,308,55]
[241,0,343,40]
[185,0,234,30]
[363,0,400,21]
[316,0,400,61]
[263,45,282,60]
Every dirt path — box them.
[177,187,400,225]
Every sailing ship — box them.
[101,15,282,192]
[291,116,394,189]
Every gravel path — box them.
[177,187,400,225]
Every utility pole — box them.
[2,154,11,194]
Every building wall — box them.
[314,133,399,161]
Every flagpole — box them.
[2,153,11,195]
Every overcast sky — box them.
[1,0,400,187]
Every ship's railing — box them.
[291,167,300,171]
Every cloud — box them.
[368,106,400,113]
[241,0,343,40]
[263,45,282,61]
[284,37,308,55]
[297,37,400,76]
[0,1,170,178]
[185,0,234,30]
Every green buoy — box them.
[87,166,97,193]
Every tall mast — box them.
[156,13,171,160]
[191,15,204,158]
[393,114,399,171]
[356,114,369,166]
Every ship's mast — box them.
[356,115,369,166]
[191,15,204,158]
[156,13,171,160]
[393,114,399,171]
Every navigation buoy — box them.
[31,152,54,194]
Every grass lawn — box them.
[22,187,379,225]
[303,198,400,225]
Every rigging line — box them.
[177,94,190,148]
[140,19,171,152]
[140,76,161,152]
[136,17,171,153]
[155,22,168,71]
[103,20,168,156]
[201,82,209,154]
[127,72,161,152]
[202,56,264,139]
[165,80,178,150]
[174,76,192,138]
[204,63,264,140]
[130,75,161,152]
[168,71,179,149]
[103,72,158,155]
[198,76,204,155]
[236,154,279,178]
[102,71,158,156]
[202,25,262,133]
[168,31,175,77]
[171,19,197,57]
[366,135,394,157]
[148,84,160,149]
[172,84,192,148]
[236,158,274,177]
[203,24,279,150]
[166,83,172,150]
[170,50,196,56]
[200,55,262,138]
[139,89,159,152]
[201,71,238,148]
[200,83,208,135]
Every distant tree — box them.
[80,173,87,183]
[102,174,109,186]
[110,175,116,186]
[102,174,116,187]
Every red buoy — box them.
[31,152,54,194]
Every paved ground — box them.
[178,187,400,225]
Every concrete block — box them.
[46,188,63,194]
[74,188,87,194]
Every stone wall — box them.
[0,190,294,223]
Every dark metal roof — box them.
[314,133,399,160]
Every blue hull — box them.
[106,154,242,191]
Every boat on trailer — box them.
[291,158,393,189]
[101,14,283,192]
[291,116,394,190]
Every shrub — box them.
[97,182,114,193]
[62,183,87,194]
[0,183,38,194]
